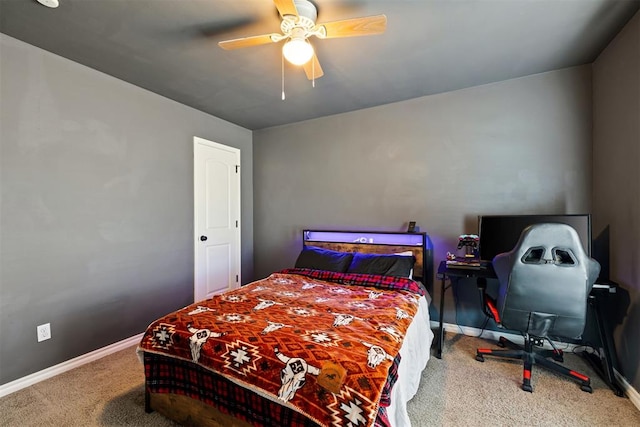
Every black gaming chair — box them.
[476,223,601,393]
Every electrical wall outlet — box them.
[37,323,51,342]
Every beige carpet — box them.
[1,333,639,426]
[407,334,640,426]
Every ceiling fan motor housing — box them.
[293,0,317,22]
[281,15,315,35]
[281,0,324,39]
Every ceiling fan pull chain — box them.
[312,57,315,88]
[281,53,286,100]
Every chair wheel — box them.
[581,385,593,393]
[476,354,485,362]
[522,384,533,393]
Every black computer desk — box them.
[435,260,624,396]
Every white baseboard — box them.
[431,321,640,411]
[0,332,144,399]
[614,369,640,410]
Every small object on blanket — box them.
[317,361,347,394]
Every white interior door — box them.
[194,137,241,302]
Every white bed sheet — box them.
[386,293,433,427]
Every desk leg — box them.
[437,276,446,359]
[584,295,624,397]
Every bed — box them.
[139,230,434,427]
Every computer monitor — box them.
[478,214,592,261]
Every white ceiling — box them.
[1,0,638,130]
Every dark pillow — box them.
[347,253,416,278]
[295,246,354,273]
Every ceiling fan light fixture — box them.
[283,37,314,66]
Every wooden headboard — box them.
[302,230,433,293]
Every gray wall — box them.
[593,11,640,391]
[0,34,253,385]
[254,65,592,329]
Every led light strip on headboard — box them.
[304,230,425,246]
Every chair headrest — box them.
[512,223,586,259]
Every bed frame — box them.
[146,392,252,427]
[144,229,433,426]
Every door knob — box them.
[200,235,207,241]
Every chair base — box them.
[476,335,593,393]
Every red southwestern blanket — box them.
[139,269,424,427]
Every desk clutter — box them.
[445,258,484,269]
[445,234,485,269]
[445,252,487,269]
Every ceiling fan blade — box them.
[319,15,387,38]
[303,54,324,80]
[273,0,298,17]
[218,34,277,50]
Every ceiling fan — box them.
[218,0,387,80]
